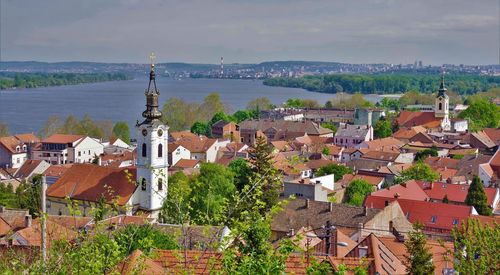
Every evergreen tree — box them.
[373,118,392,138]
[404,223,435,275]
[465,176,492,216]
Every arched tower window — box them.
[438,102,442,111]
[142,143,147,157]
[158,178,163,191]
[158,143,163,158]
[141,178,147,191]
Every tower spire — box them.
[438,68,447,97]
[141,52,162,124]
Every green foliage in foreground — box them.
[458,98,500,131]
[404,223,435,275]
[395,162,439,183]
[0,72,131,89]
[345,179,374,206]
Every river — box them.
[0,77,385,134]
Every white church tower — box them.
[133,53,168,218]
[435,73,451,131]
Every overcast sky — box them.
[1,0,498,65]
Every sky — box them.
[1,0,499,65]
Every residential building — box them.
[353,108,385,126]
[33,134,104,165]
[478,148,500,187]
[13,159,50,180]
[0,133,39,169]
[211,120,241,142]
[283,174,335,202]
[167,143,190,166]
[334,124,373,148]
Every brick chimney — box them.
[329,202,333,212]
[24,215,32,228]
[0,205,5,213]
[363,206,368,216]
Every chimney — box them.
[363,206,368,216]
[329,202,333,212]
[24,215,32,228]
[394,193,400,199]
[305,199,310,209]
[0,205,4,213]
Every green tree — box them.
[210,112,230,125]
[404,223,435,275]
[161,171,192,224]
[112,121,130,144]
[284,98,304,108]
[247,97,272,111]
[414,146,438,161]
[231,110,252,123]
[345,179,374,206]
[15,175,43,217]
[322,147,330,156]
[452,218,500,275]
[199,92,227,119]
[228,158,252,191]
[190,163,235,225]
[162,97,200,131]
[113,224,178,255]
[190,121,211,136]
[315,164,352,182]
[396,162,439,183]
[458,98,500,131]
[465,176,492,216]
[324,100,333,108]
[373,118,392,138]
[320,122,337,135]
[247,136,282,213]
[79,114,103,138]
[0,123,8,137]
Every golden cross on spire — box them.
[149,52,156,68]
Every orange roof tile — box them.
[42,134,85,144]
[173,159,199,169]
[46,164,136,206]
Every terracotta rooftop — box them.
[13,159,46,179]
[483,128,500,145]
[471,131,496,148]
[368,180,429,202]
[11,219,78,247]
[396,111,443,129]
[169,131,199,141]
[173,159,199,169]
[240,119,333,136]
[41,134,85,144]
[42,164,72,178]
[417,181,498,206]
[361,137,405,151]
[46,164,137,206]
[361,150,400,162]
[176,137,217,153]
[0,136,25,154]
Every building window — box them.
[158,143,163,158]
[452,219,459,226]
[78,151,81,157]
[439,102,442,110]
[431,216,437,223]
[141,178,147,191]
[158,178,163,191]
[142,143,147,157]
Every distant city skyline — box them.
[1,0,499,65]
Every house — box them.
[0,133,39,169]
[0,206,32,237]
[171,159,200,170]
[13,160,50,180]
[392,126,430,143]
[356,137,405,152]
[417,181,499,209]
[344,233,406,275]
[7,218,78,247]
[478,148,500,187]
[175,136,229,163]
[302,108,355,124]
[360,151,413,165]
[46,164,137,217]
[470,131,498,153]
[33,134,104,165]
[167,143,190,166]
[367,180,430,202]
[337,173,386,190]
[211,120,241,142]
[334,124,373,148]
[283,174,334,202]
[364,196,478,235]
[271,199,412,242]
[239,119,333,145]
[483,128,500,145]
[100,150,135,168]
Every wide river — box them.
[0,77,385,135]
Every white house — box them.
[283,174,335,202]
[0,133,39,169]
[334,124,373,148]
[168,143,191,166]
[33,134,104,165]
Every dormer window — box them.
[16,146,20,152]
[431,216,437,223]
[22,145,27,151]
[452,218,459,226]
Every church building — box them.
[396,74,467,132]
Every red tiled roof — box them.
[364,196,475,231]
[0,136,24,154]
[170,131,199,141]
[396,111,442,129]
[368,180,429,201]
[14,133,40,144]
[424,157,460,170]
[173,159,199,169]
[46,164,136,206]
[42,134,85,144]
[43,164,72,177]
[417,182,497,206]
[14,160,44,178]
[176,137,217,153]
[361,137,405,151]
[483,128,500,145]
[361,150,400,162]
[338,174,384,187]
[13,219,78,247]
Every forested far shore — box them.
[263,73,500,95]
[0,72,132,89]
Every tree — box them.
[161,171,191,224]
[15,175,43,217]
[452,218,500,275]
[210,112,230,125]
[162,97,200,131]
[345,179,374,206]
[95,120,114,141]
[414,146,438,161]
[190,163,235,225]
[39,114,62,137]
[190,121,211,136]
[373,118,392,138]
[315,164,352,182]
[79,114,103,138]
[231,110,252,123]
[112,121,130,144]
[301,99,320,108]
[247,97,272,111]
[0,123,8,137]
[324,100,333,108]
[321,122,337,135]
[322,147,330,156]
[404,223,435,275]
[284,98,304,108]
[199,92,227,119]
[465,176,492,216]
[228,158,252,191]
[396,162,438,183]
[458,98,500,131]
[113,224,178,255]
[247,136,282,213]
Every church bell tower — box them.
[435,73,451,130]
[133,53,168,217]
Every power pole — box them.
[41,176,47,263]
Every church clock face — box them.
[157,129,163,137]
[142,129,148,136]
